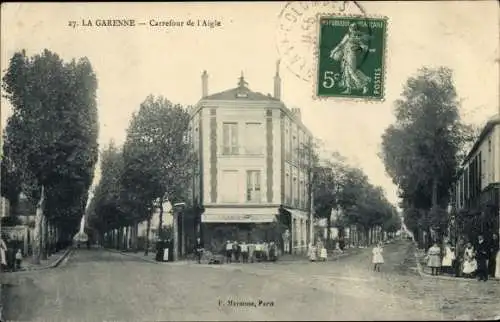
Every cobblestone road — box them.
[2,241,499,321]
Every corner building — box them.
[189,66,312,254]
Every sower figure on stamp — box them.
[329,23,375,95]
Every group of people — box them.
[223,240,279,263]
[0,235,24,272]
[308,240,328,262]
[426,234,499,281]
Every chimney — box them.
[291,107,301,121]
[273,60,281,100]
[201,70,208,98]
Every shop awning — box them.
[202,207,277,223]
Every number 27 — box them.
[322,71,338,89]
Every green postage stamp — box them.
[316,15,388,101]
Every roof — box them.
[204,85,279,101]
[462,114,500,165]
[204,73,279,102]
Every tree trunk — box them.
[432,178,438,208]
[326,215,332,243]
[32,186,46,265]
[145,216,152,256]
[158,196,164,237]
[131,222,138,252]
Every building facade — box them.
[451,114,500,241]
[189,64,312,254]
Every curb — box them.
[17,248,73,272]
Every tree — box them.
[1,136,22,216]
[381,67,473,244]
[121,95,196,254]
[2,49,99,263]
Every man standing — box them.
[225,240,233,264]
[195,237,203,264]
[476,235,490,281]
[489,233,499,278]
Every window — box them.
[285,121,291,160]
[247,170,261,202]
[299,180,305,208]
[285,173,290,205]
[245,122,263,155]
[222,122,238,155]
[292,135,297,162]
[221,170,240,203]
[292,177,297,207]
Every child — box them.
[308,243,317,262]
[427,243,441,276]
[15,249,23,270]
[462,242,477,278]
[372,242,384,272]
[319,244,328,262]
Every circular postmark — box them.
[276,1,369,82]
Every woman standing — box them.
[0,235,7,271]
[372,242,384,272]
[427,243,442,276]
[441,242,455,275]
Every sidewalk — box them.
[6,248,73,273]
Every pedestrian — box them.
[488,233,498,278]
[15,249,23,270]
[0,235,7,272]
[269,241,277,262]
[225,240,233,264]
[441,242,455,275]
[372,242,384,272]
[240,241,249,263]
[462,242,477,278]
[319,243,328,262]
[233,241,241,263]
[339,236,345,253]
[454,237,466,277]
[195,237,203,264]
[426,242,441,276]
[475,235,490,282]
[308,243,317,262]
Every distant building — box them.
[451,114,500,240]
[189,63,313,254]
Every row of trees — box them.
[380,66,477,248]
[306,145,401,246]
[1,49,99,263]
[86,95,195,253]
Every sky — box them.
[1,1,499,207]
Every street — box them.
[2,241,499,321]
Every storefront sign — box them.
[202,213,276,223]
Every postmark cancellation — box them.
[315,14,388,101]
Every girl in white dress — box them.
[319,244,328,262]
[308,243,317,262]
[372,242,384,272]
[441,242,455,275]
[462,242,477,278]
